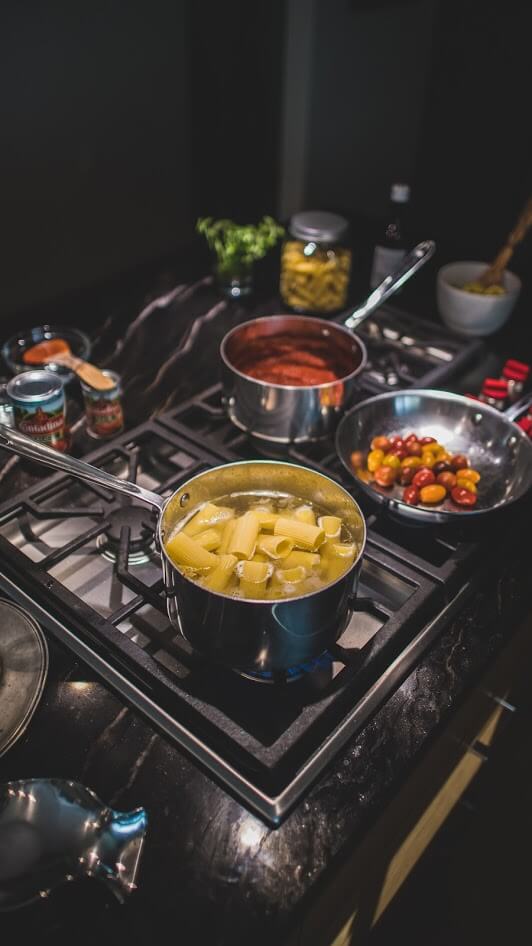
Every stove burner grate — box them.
[98,505,156,565]
[237,650,334,684]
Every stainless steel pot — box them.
[0,425,366,674]
[221,240,435,443]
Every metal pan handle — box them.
[0,423,165,511]
[343,239,436,332]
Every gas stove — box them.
[0,303,527,824]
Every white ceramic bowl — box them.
[436,260,521,337]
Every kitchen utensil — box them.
[475,195,532,290]
[221,240,435,442]
[22,337,115,391]
[0,599,48,757]
[0,425,366,674]
[0,778,147,909]
[437,261,521,337]
[336,389,532,524]
[2,324,91,384]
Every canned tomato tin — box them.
[81,370,124,438]
[6,370,67,451]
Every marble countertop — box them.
[1,276,531,944]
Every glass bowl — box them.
[2,324,91,384]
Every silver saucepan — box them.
[0,425,366,674]
[336,389,532,524]
[220,240,435,443]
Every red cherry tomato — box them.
[433,460,452,475]
[419,436,436,446]
[451,486,478,507]
[412,467,436,489]
[450,454,469,472]
[406,441,422,457]
[436,471,457,492]
[403,485,420,505]
[399,465,416,486]
[389,446,409,460]
[404,433,419,444]
[388,435,405,448]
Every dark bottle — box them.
[370,182,410,288]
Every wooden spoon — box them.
[23,338,115,391]
[474,195,532,290]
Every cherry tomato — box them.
[412,467,436,489]
[450,454,469,472]
[436,471,456,491]
[451,486,477,507]
[456,468,480,483]
[399,466,416,486]
[367,448,385,472]
[350,451,364,469]
[403,485,420,505]
[389,446,409,460]
[419,436,436,446]
[433,460,452,475]
[371,436,390,452]
[420,451,436,469]
[419,484,447,504]
[404,433,419,444]
[382,453,401,470]
[421,441,442,456]
[388,435,405,448]
[401,454,422,468]
[406,441,422,457]
[374,465,396,487]
[356,468,373,484]
[456,477,477,494]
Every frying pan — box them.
[336,389,532,524]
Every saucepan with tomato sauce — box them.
[220,241,435,443]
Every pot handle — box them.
[502,391,532,423]
[343,240,436,332]
[0,423,165,511]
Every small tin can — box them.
[6,370,67,451]
[81,370,124,439]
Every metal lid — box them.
[6,370,63,403]
[289,210,349,244]
[390,182,410,204]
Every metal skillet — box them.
[336,389,532,525]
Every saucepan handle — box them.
[343,239,436,332]
[0,423,165,511]
[502,391,532,423]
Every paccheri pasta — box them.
[164,490,358,600]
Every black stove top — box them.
[0,304,525,824]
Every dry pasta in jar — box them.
[280,210,352,314]
[164,491,359,600]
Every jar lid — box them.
[289,210,349,244]
[390,183,410,203]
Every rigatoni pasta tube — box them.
[274,517,325,552]
[282,550,321,572]
[195,528,222,551]
[253,506,278,531]
[272,565,307,589]
[183,503,234,537]
[317,515,342,539]
[236,559,273,597]
[229,511,260,560]
[323,542,356,582]
[293,504,316,526]
[256,534,294,560]
[165,531,219,570]
[218,518,236,554]
[202,554,237,592]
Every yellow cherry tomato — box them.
[422,442,442,456]
[382,453,401,470]
[401,455,422,468]
[419,484,447,504]
[456,477,477,493]
[420,451,436,469]
[456,468,481,483]
[367,449,385,472]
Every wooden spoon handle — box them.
[480,196,532,287]
[51,352,116,391]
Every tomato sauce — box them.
[234,335,354,387]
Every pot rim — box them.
[158,459,367,604]
[220,315,368,391]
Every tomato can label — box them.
[6,370,67,451]
[81,371,124,438]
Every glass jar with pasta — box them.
[280,210,352,314]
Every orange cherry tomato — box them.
[350,451,364,470]
[412,468,436,489]
[367,449,385,472]
[456,477,477,494]
[419,484,447,504]
[406,441,422,457]
[374,465,396,487]
[371,436,390,452]
[436,471,457,492]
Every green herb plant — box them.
[196,215,284,280]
